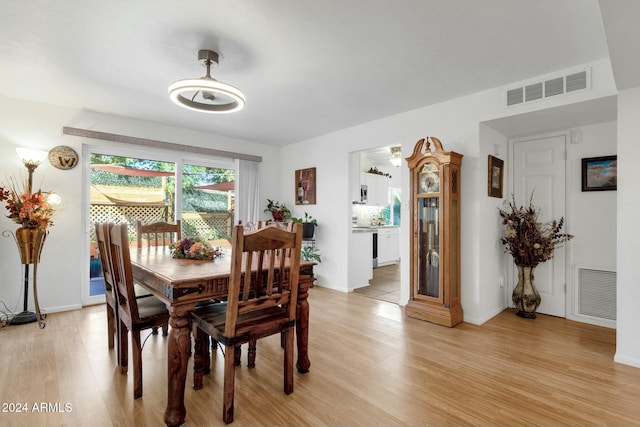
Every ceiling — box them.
[0,1,613,146]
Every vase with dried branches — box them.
[498,193,573,318]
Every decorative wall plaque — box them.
[48,145,79,170]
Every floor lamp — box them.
[10,147,48,325]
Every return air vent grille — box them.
[505,68,590,107]
[566,71,588,92]
[545,77,564,97]
[577,268,616,321]
[507,88,524,106]
[525,82,543,102]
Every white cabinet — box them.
[349,230,373,290]
[363,173,390,206]
[377,227,399,266]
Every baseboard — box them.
[614,353,640,369]
[40,304,82,314]
[463,305,506,326]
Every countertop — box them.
[352,225,399,232]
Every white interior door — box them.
[512,134,566,317]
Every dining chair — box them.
[136,220,181,248]
[94,222,119,362]
[191,223,303,424]
[109,223,171,399]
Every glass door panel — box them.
[418,197,440,298]
[180,163,235,246]
[89,153,176,297]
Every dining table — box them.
[129,245,314,427]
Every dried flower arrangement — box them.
[169,237,222,260]
[498,193,573,267]
[0,177,57,229]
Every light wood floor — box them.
[1,286,639,427]
[353,262,400,304]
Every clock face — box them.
[419,164,440,193]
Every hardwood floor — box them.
[1,286,639,427]
[353,262,400,304]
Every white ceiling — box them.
[0,0,612,146]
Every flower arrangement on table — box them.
[169,237,222,260]
[498,193,573,267]
[0,178,57,229]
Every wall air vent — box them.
[577,267,616,321]
[566,71,588,92]
[505,67,590,108]
[506,87,524,106]
[525,82,543,102]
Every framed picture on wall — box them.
[581,155,617,191]
[487,155,504,198]
[295,167,316,205]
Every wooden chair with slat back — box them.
[109,223,171,399]
[191,223,303,424]
[94,222,120,363]
[136,220,181,248]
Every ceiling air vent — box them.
[505,67,590,108]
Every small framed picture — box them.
[488,155,504,198]
[295,167,316,205]
[581,155,617,191]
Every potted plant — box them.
[292,212,318,239]
[498,193,573,319]
[301,246,321,263]
[264,199,291,222]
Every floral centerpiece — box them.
[498,193,573,318]
[169,237,221,260]
[0,178,57,229]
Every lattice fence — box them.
[89,203,233,242]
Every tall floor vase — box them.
[512,264,541,319]
[4,227,48,328]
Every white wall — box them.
[615,87,640,367]
[567,121,617,324]
[0,95,281,314]
[477,124,510,323]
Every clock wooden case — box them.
[406,136,463,327]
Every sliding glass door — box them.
[85,147,235,305]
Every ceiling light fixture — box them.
[389,145,402,167]
[168,50,246,114]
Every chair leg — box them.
[162,323,169,336]
[119,320,128,374]
[247,340,257,368]
[151,326,159,335]
[107,305,115,350]
[192,327,209,390]
[132,330,143,399]
[234,345,241,366]
[223,345,236,424]
[283,328,294,395]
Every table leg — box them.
[296,278,311,373]
[164,305,192,427]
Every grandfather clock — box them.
[406,137,463,327]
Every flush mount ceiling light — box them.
[389,145,402,167]
[168,50,246,114]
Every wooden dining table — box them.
[129,246,314,427]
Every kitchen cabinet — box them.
[363,172,390,206]
[349,229,374,290]
[377,227,399,266]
